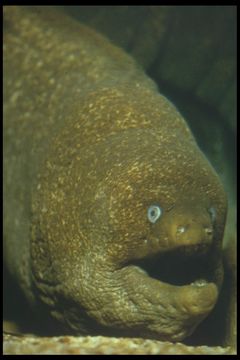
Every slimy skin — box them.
[3,6,227,341]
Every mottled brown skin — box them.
[3,6,227,341]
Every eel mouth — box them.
[130,243,215,287]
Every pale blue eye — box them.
[147,205,162,224]
[208,207,216,223]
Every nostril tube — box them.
[176,225,186,234]
[204,227,213,236]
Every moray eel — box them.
[3,6,227,342]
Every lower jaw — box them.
[124,245,223,344]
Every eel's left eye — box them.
[208,207,216,223]
[147,205,162,224]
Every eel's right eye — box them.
[147,205,162,224]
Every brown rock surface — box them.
[3,334,234,355]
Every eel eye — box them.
[147,205,162,224]
[208,207,216,223]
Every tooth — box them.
[190,279,208,287]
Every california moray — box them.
[3,6,236,355]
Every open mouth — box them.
[131,243,214,287]
[115,242,220,343]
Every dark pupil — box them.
[151,210,156,217]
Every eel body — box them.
[3,6,227,342]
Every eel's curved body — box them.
[3,6,227,341]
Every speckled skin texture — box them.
[3,6,227,343]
